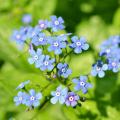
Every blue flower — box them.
[50,86,68,104]
[25,89,42,107]
[31,33,48,46]
[16,80,30,90]
[57,63,72,78]
[49,15,65,32]
[11,27,28,44]
[72,76,92,94]
[27,26,41,39]
[14,91,27,106]
[65,92,79,107]
[91,60,108,78]
[107,59,120,72]
[70,36,89,53]
[99,36,119,56]
[38,20,49,30]
[22,14,32,24]
[28,48,44,68]
[39,55,55,71]
[48,36,67,54]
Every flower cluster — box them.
[51,76,92,107]
[11,14,120,111]
[14,80,42,108]
[11,15,92,109]
[91,36,120,78]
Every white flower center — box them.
[76,42,81,46]
[106,49,110,53]
[62,68,66,73]
[54,20,59,25]
[80,81,85,86]
[38,37,44,42]
[56,92,61,96]
[30,96,35,101]
[96,67,101,71]
[16,35,21,39]
[19,97,23,101]
[40,23,45,28]
[112,62,116,67]
[44,61,49,66]
[32,32,35,37]
[69,96,74,102]
[53,42,59,47]
[34,55,38,60]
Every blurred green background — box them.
[0,0,120,120]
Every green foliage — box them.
[0,0,120,120]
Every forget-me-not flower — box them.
[91,60,108,78]
[49,15,65,32]
[65,92,79,107]
[48,36,67,54]
[28,48,44,68]
[38,20,49,30]
[14,91,27,106]
[57,63,72,78]
[39,55,55,71]
[50,86,68,104]
[31,33,48,46]
[25,89,42,107]
[70,36,89,53]
[72,76,92,94]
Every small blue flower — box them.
[91,60,108,78]
[14,91,27,106]
[70,36,89,53]
[31,33,48,46]
[72,76,92,94]
[107,59,120,72]
[28,48,44,68]
[22,14,32,24]
[27,26,41,39]
[11,27,28,45]
[65,92,79,107]
[49,15,65,32]
[16,80,30,90]
[57,63,72,78]
[40,55,55,71]
[38,20,49,30]
[50,86,68,104]
[48,36,67,54]
[25,89,42,107]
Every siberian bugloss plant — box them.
[11,15,120,110]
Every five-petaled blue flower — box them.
[14,91,27,106]
[28,48,44,68]
[57,63,72,78]
[22,14,32,24]
[70,36,89,53]
[50,86,68,104]
[38,20,49,30]
[49,15,65,32]
[107,59,120,73]
[48,36,67,54]
[31,33,48,46]
[39,55,55,71]
[72,76,92,94]
[65,92,79,107]
[91,60,108,78]
[25,89,42,107]
[11,27,29,45]
[16,80,30,90]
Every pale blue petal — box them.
[50,96,58,104]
